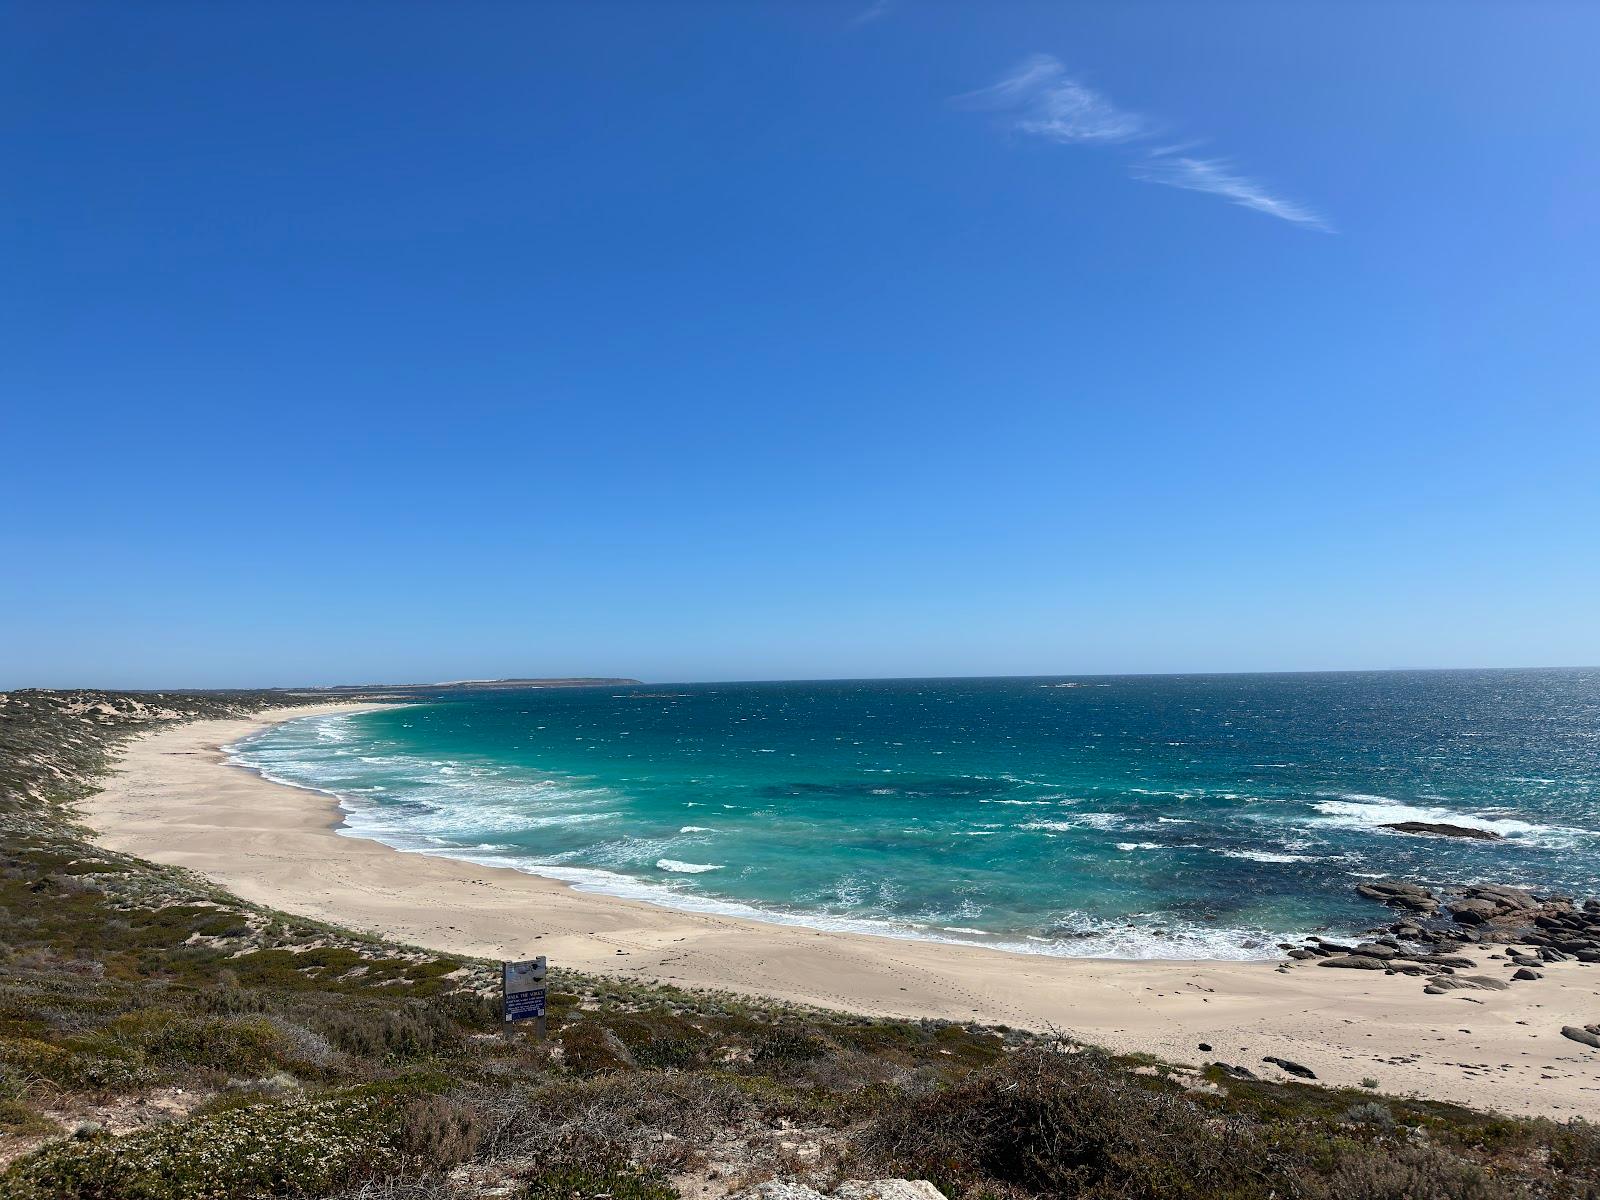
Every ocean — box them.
[229,670,1600,960]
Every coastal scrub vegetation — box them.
[2,690,1598,1198]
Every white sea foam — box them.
[1020,812,1123,833]
[1215,849,1316,863]
[1075,812,1125,830]
[1115,842,1163,852]
[312,829,1312,962]
[1311,797,1586,847]
[656,859,723,873]
[679,825,715,833]
[1023,918,1303,961]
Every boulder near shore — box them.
[1293,879,1600,1040]
[1380,820,1504,840]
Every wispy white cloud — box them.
[952,54,1146,143]
[956,55,1328,231]
[849,0,895,27]
[1131,154,1330,230]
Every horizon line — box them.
[8,662,1597,694]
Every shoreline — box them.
[228,712,1307,965]
[82,704,1600,1118]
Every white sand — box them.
[82,703,1600,1118]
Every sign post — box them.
[502,956,548,1041]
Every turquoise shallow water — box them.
[231,670,1600,959]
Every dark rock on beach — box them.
[1319,955,1389,970]
[1471,884,1539,910]
[1423,975,1510,994]
[1405,954,1476,968]
[1321,875,1600,995]
[1354,942,1399,959]
[1561,1026,1600,1049]
[1449,899,1503,925]
[1356,881,1440,913]
[1263,1055,1317,1079]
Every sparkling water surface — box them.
[231,670,1600,959]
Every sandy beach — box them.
[81,704,1600,1119]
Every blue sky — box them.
[4,1,1598,687]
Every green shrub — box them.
[395,1094,481,1168]
[315,1003,461,1061]
[82,1011,286,1076]
[601,1014,711,1071]
[0,1032,151,1092]
[518,1164,678,1200]
[1,1081,441,1200]
[864,1046,1285,1199]
[0,1097,61,1138]
[1297,1143,1504,1200]
[1341,1101,1396,1131]
[750,1024,829,1066]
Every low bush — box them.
[315,1002,462,1062]
[1297,1142,1501,1200]
[863,1045,1286,1199]
[82,1010,287,1076]
[750,1024,829,1066]
[2,1080,444,1200]
[395,1094,482,1169]
[0,1097,61,1139]
[517,1163,678,1200]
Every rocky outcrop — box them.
[1380,821,1503,840]
[1287,879,1600,1011]
[1448,899,1503,924]
[1352,880,1600,954]
[1356,881,1439,913]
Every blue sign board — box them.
[506,986,546,1021]
[503,956,548,1024]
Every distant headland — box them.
[305,677,642,693]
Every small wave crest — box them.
[1214,849,1317,863]
[1312,796,1587,848]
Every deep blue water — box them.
[231,670,1600,959]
